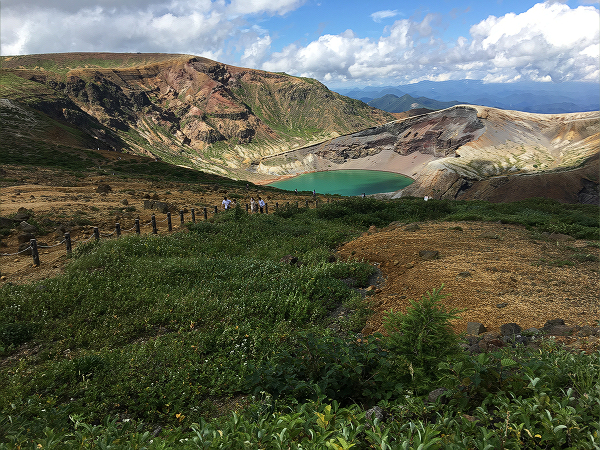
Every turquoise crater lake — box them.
[267,170,413,196]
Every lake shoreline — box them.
[254,150,434,186]
[266,169,415,197]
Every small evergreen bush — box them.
[382,286,464,388]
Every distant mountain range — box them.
[336,80,600,114]
[367,94,463,113]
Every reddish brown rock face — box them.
[3,53,394,165]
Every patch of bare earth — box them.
[0,169,304,285]
[337,221,600,353]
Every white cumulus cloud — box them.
[0,0,303,63]
[263,1,599,84]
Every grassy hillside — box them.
[1,53,394,179]
[1,197,598,448]
[1,52,192,75]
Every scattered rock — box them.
[121,199,129,206]
[366,406,390,423]
[18,232,35,244]
[543,318,565,328]
[502,334,530,347]
[0,217,14,228]
[456,271,472,278]
[577,326,597,337]
[19,221,37,233]
[404,223,420,232]
[12,207,32,221]
[487,339,506,350]
[500,323,522,337]
[96,184,112,194]
[464,335,481,346]
[427,387,449,404]
[496,302,508,308]
[419,250,439,260]
[143,200,175,214]
[467,343,482,354]
[466,322,487,335]
[544,325,576,337]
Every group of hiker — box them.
[222,196,265,213]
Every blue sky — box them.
[2,0,599,88]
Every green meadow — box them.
[1,197,599,449]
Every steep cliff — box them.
[1,53,394,178]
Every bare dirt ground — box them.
[0,167,310,283]
[2,168,599,352]
[338,221,600,352]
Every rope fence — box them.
[2,198,335,267]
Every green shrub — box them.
[0,322,36,349]
[382,286,464,388]
[245,331,402,404]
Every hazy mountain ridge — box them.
[367,93,464,113]
[337,80,600,114]
[0,52,394,179]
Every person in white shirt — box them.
[258,197,265,213]
[222,196,232,210]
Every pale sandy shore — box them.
[255,149,434,185]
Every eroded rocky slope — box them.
[1,53,598,203]
[256,105,599,203]
[1,53,393,178]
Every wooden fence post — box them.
[152,215,157,234]
[306,200,309,208]
[203,208,208,220]
[116,223,121,238]
[191,208,196,223]
[265,204,268,215]
[214,205,218,214]
[30,238,40,267]
[167,212,172,232]
[93,227,100,241]
[246,203,249,213]
[275,202,279,210]
[64,232,72,254]
[179,210,184,226]
[135,218,140,235]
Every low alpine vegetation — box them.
[0,198,598,448]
